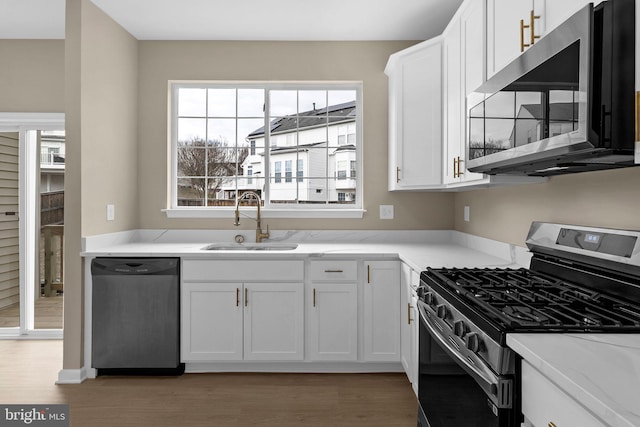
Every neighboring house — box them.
[40,130,65,193]
[509,101,578,147]
[219,101,357,204]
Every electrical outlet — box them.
[107,204,115,221]
[464,206,470,222]
[380,205,394,220]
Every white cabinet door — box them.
[444,0,486,185]
[400,263,417,389]
[460,0,488,183]
[521,360,606,427]
[386,38,443,190]
[545,0,603,34]
[308,282,358,361]
[487,0,545,78]
[181,282,243,361]
[244,282,304,361]
[363,261,400,362]
[443,19,463,185]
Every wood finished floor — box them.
[0,340,417,426]
[0,295,63,329]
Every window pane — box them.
[238,119,264,148]
[328,178,355,204]
[299,90,327,112]
[208,88,236,117]
[328,90,356,107]
[207,147,237,178]
[270,90,297,116]
[207,119,236,147]
[238,89,264,117]
[210,176,237,207]
[178,88,207,117]
[177,178,206,206]
[303,178,329,204]
[269,115,298,145]
[177,147,206,177]
[178,118,206,146]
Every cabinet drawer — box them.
[309,260,358,281]
[521,361,605,427]
[183,259,304,282]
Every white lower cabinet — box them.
[364,260,401,362]
[182,282,243,361]
[400,263,419,396]
[308,259,358,361]
[521,360,606,427]
[181,259,304,362]
[308,282,358,361]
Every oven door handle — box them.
[418,301,511,408]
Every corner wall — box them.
[0,40,65,112]
[64,0,139,370]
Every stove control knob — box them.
[436,304,448,319]
[453,320,467,338]
[465,332,481,353]
[424,292,435,305]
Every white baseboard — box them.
[56,368,87,384]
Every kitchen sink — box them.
[202,243,299,251]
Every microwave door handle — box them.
[417,302,509,407]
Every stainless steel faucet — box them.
[234,191,270,243]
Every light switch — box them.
[464,206,470,222]
[380,205,394,220]
[107,204,115,221]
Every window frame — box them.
[166,81,364,219]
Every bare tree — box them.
[177,137,248,204]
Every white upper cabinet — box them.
[386,38,443,191]
[443,0,487,185]
[486,0,546,79]
[545,0,604,34]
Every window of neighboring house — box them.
[297,159,304,182]
[169,82,363,216]
[274,161,282,183]
[337,160,347,180]
[285,160,292,183]
[338,192,346,202]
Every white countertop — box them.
[81,229,531,272]
[508,333,640,427]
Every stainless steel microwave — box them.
[466,0,636,176]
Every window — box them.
[169,82,362,216]
[285,160,292,183]
[274,161,282,183]
[297,159,304,183]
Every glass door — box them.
[0,114,64,338]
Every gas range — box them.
[416,222,640,427]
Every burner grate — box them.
[426,267,640,331]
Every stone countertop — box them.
[80,229,529,272]
[507,333,640,427]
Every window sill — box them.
[163,208,366,219]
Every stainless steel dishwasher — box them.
[91,257,184,375]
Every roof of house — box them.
[248,101,356,138]
[517,102,578,120]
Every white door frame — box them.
[0,112,65,338]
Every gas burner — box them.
[502,305,550,324]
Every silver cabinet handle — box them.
[324,269,344,273]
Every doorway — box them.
[0,113,64,338]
